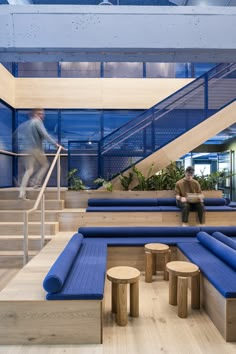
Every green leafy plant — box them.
[119,172,134,191]
[94,177,113,192]
[195,169,233,190]
[67,168,86,191]
[132,163,154,191]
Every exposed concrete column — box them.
[0,5,236,62]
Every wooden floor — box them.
[0,269,236,354]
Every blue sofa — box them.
[86,197,235,212]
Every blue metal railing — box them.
[98,63,236,180]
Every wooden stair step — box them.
[0,236,52,251]
[0,210,59,222]
[0,188,67,200]
[0,251,37,268]
[0,222,59,235]
[0,200,64,210]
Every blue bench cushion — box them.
[78,226,200,238]
[46,241,107,300]
[200,226,236,235]
[177,242,236,298]
[212,232,236,250]
[203,198,226,206]
[88,198,158,206]
[204,206,235,211]
[197,231,236,271]
[43,233,84,293]
[83,237,198,246]
[157,198,176,206]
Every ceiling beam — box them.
[0,5,236,62]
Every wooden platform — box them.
[177,249,236,342]
[58,209,236,230]
[0,233,103,345]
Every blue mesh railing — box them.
[98,63,236,180]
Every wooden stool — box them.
[145,243,170,283]
[166,261,200,318]
[107,266,140,326]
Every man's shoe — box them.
[33,184,42,189]
[18,195,30,201]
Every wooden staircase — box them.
[0,188,66,267]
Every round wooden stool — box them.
[145,243,170,283]
[107,266,140,326]
[166,261,200,318]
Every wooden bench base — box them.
[177,249,236,342]
[0,235,103,345]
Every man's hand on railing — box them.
[56,144,67,151]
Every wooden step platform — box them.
[0,210,59,222]
[0,235,52,251]
[0,250,38,268]
[0,188,67,200]
[0,233,103,344]
[0,222,59,235]
[58,210,236,231]
[0,200,64,210]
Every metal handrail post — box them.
[40,194,45,249]
[57,153,61,201]
[23,211,29,265]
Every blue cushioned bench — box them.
[86,197,236,212]
[77,225,236,342]
[43,233,107,300]
[177,231,236,342]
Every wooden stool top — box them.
[166,261,199,277]
[145,243,169,253]
[107,266,140,284]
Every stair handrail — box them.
[23,146,62,265]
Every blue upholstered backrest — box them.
[87,198,158,206]
[212,232,236,250]
[197,231,236,270]
[78,226,200,238]
[203,198,226,206]
[200,226,236,236]
[43,233,84,293]
[157,198,176,206]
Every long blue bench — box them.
[86,197,235,212]
[43,225,236,343]
[43,233,107,300]
[177,231,236,341]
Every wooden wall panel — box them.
[14,78,192,109]
[0,65,15,107]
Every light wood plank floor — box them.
[0,270,236,354]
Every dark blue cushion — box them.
[178,242,236,298]
[86,206,162,212]
[200,226,236,236]
[157,198,176,206]
[87,198,158,206]
[78,226,200,238]
[204,206,234,211]
[212,232,236,250]
[229,202,236,208]
[159,206,180,211]
[46,241,107,300]
[43,233,84,293]
[197,231,236,271]
[203,198,226,206]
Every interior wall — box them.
[14,77,193,109]
[0,65,15,107]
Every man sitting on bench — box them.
[175,166,205,227]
